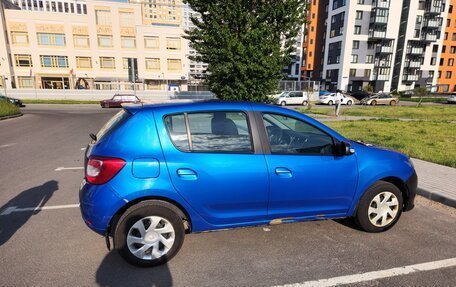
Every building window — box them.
[351,54,358,63]
[167,59,181,71]
[442,85,449,92]
[37,33,66,46]
[15,54,33,67]
[100,57,116,69]
[11,31,29,45]
[353,40,360,49]
[121,36,136,48]
[356,11,363,20]
[76,56,92,69]
[119,12,135,27]
[354,25,361,35]
[453,33,456,41]
[366,55,373,63]
[357,0,364,4]
[74,35,90,48]
[446,71,452,79]
[349,69,356,76]
[442,45,446,53]
[144,36,159,49]
[364,69,371,77]
[166,37,181,51]
[98,35,113,48]
[145,58,160,71]
[449,58,454,66]
[95,10,111,25]
[451,46,456,54]
[18,76,34,88]
[40,55,68,68]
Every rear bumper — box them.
[404,170,418,211]
[79,179,125,235]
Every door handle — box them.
[275,167,292,178]
[177,168,197,180]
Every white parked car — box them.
[275,91,309,106]
[447,93,456,104]
[319,93,354,105]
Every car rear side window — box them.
[164,111,253,153]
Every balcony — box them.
[402,74,420,82]
[407,47,424,55]
[424,1,443,15]
[421,32,438,42]
[373,74,390,81]
[376,45,394,54]
[370,14,388,25]
[372,0,390,9]
[368,29,386,39]
[423,18,441,29]
[405,60,422,68]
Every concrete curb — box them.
[417,188,456,208]
[0,113,23,121]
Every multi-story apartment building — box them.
[129,0,182,27]
[0,0,188,90]
[302,0,450,93]
[437,0,456,92]
[9,0,88,14]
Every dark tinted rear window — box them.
[96,109,131,142]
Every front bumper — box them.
[404,170,418,211]
[79,179,126,235]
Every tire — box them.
[347,100,353,106]
[302,101,308,106]
[354,181,403,233]
[390,100,396,106]
[280,101,286,106]
[370,100,377,106]
[328,100,334,106]
[114,200,185,267]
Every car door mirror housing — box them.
[335,141,354,156]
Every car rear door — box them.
[154,103,269,227]
[253,106,358,219]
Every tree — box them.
[413,86,428,107]
[363,85,374,94]
[184,0,308,102]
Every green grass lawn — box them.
[327,120,456,168]
[0,100,20,118]
[399,97,447,103]
[303,105,456,121]
[23,99,100,104]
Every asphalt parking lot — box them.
[1,104,455,287]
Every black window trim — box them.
[163,110,259,155]
[256,111,338,156]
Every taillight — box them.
[86,156,126,185]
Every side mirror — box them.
[335,141,355,156]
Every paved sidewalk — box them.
[412,158,456,208]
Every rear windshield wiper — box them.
[89,133,97,142]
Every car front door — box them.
[155,104,269,227]
[256,109,358,219]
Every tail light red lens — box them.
[86,156,126,185]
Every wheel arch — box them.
[108,196,193,237]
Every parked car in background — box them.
[319,93,354,105]
[100,94,141,108]
[80,101,417,267]
[447,93,456,104]
[361,94,399,106]
[350,91,372,102]
[275,91,309,106]
[0,95,25,107]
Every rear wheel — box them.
[280,101,286,106]
[347,100,353,106]
[390,100,396,106]
[328,100,334,106]
[370,100,377,106]
[114,200,185,267]
[354,181,403,233]
[302,101,308,106]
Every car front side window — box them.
[263,113,334,155]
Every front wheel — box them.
[302,101,308,106]
[328,100,334,106]
[347,100,353,106]
[390,100,397,106]
[280,101,286,106]
[370,100,377,106]
[354,181,403,233]
[114,200,185,267]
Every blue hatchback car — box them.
[80,101,417,267]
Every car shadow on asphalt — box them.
[96,251,173,287]
[0,180,58,246]
[332,218,364,232]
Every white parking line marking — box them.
[273,257,456,287]
[0,204,80,216]
[55,166,84,171]
[0,143,16,149]
[81,148,86,151]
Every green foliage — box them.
[363,85,374,93]
[184,0,307,102]
[0,100,20,117]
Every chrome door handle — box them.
[177,168,197,180]
[275,167,292,178]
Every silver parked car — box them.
[447,94,456,104]
[275,91,309,106]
